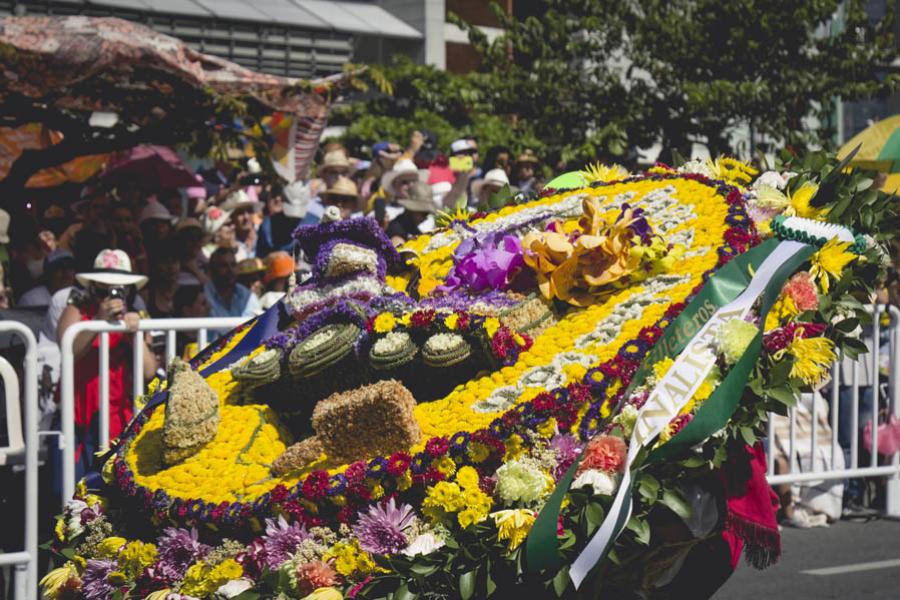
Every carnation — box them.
[401,532,445,557]
[577,435,627,475]
[494,459,549,506]
[716,318,758,365]
[571,469,618,496]
[782,271,818,312]
[296,560,339,596]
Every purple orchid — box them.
[438,232,526,294]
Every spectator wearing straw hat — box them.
[473,168,516,206]
[57,249,158,478]
[513,149,541,194]
[319,150,352,188]
[322,176,362,221]
[386,181,437,245]
[222,189,262,260]
[237,257,266,298]
[369,158,422,227]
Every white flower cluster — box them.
[571,469,619,496]
[324,243,379,278]
[287,276,384,314]
[424,333,466,353]
[373,331,412,355]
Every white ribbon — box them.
[569,240,807,589]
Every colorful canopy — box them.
[838,115,900,193]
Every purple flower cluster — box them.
[262,516,311,569]
[82,559,117,600]
[156,527,209,578]
[352,498,416,555]
[265,299,370,351]
[437,231,526,294]
[293,216,401,272]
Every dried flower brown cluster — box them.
[162,359,220,466]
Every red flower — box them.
[425,437,450,457]
[410,309,436,328]
[270,485,289,504]
[386,452,412,476]
[302,471,329,501]
[344,461,367,485]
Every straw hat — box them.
[397,182,437,215]
[515,149,540,165]
[319,150,351,174]
[381,159,423,195]
[264,251,295,284]
[76,249,147,289]
[236,257,266,276]
[472,168,515,198]
[202,206,233,235]
[321,176,359,202]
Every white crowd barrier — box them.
[766,304,900,517]
[0,321,38,600]
[58,317,245,505]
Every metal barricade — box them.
[0,321,38,600]
[58,317,244,505]
[766,304,900,517]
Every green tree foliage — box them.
[341,1,898,168]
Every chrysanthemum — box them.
[809,239,856,294]
[263,516,311,569]
[787,181,826,219]
[156,527,209,576]
[81,559,117,600]
[40,562,80,600]
[491,509,537,551]
[788,336,836,386]
[549,434,583,479]
[495,459,549,505]
[352,498,416,555]
[716,318,758,365]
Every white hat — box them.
[139,202,174,224]
[382,159,424,197]
[76,249,147,289]
[221,189,262,214]
[282,181,311,219]
[0,209,9,244]
[450,139,476,155]
[247,157,263,175]
[473,168,514,198]
[202,205,233,235]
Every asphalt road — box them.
[715,518,900,599]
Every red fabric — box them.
[73,305,134,441]
[720,442,781,569]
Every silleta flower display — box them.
[44,156,896,600]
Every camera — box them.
[106,286,126,300]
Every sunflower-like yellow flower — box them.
[491,509,537,551]
[788,336,836,386]
[40,563,79,600]
[581,162,629,184]
[709,157,759,187]
[809,239,856,294]
[786,182,826,219]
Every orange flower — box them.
[522,197,643,306]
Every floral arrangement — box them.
[44,153,897,600]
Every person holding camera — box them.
[56,249,157,477]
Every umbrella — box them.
[101,145,197,189]
[0,124,110,188]
[838,114,900,193]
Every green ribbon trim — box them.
[524,238,795,574]
[648,243,814,462]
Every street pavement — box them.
[715,518,900,599]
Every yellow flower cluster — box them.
[323,540,378,577]
[180,558,243,598]
[422,465,492,528]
